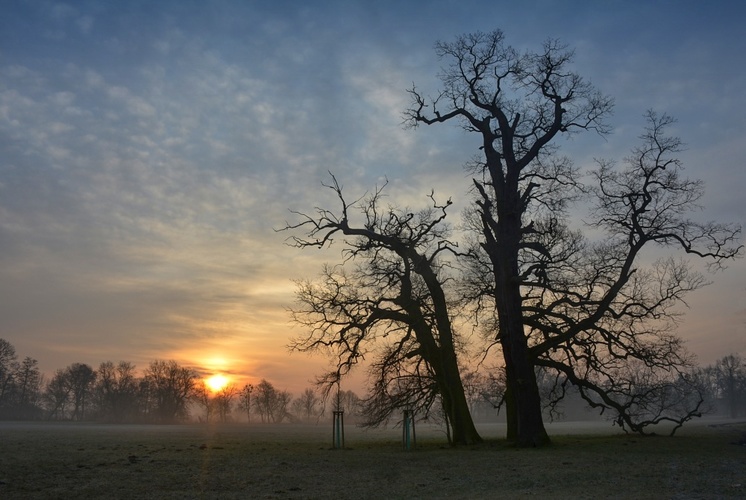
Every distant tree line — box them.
[2,336,743,425]
[0,338,363,424]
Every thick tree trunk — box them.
[407,313,483,445]
[491,208,550,447]
[410,257,483,446]
[509,348,549,446]
[449,401,482,445]
[438,363,483,445]
[503,372,517,441]
[498,308,549,446]
[417,323,482,445]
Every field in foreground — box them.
[1,419,744,499]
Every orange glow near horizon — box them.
[205,374,230,393]
[167,344,348,395]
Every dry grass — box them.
[1,419,744,499]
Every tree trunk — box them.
[510,349,549,446]
[503,374,517,441]
[449,392,482,445]
[434,311,483,446]
[438,362,483,445]
[498,310,549,446]
[492,207,550,447]
[406,262,483,446]
[415,321,483,445]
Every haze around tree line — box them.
[2,336,745,433]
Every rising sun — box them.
[205,374,230,393]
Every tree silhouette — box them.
[406,30,741,445]
[142,359,197,423]
[285,176,482,444]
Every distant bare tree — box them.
[254,379,291,423]
[191,380,214,423]
[461,370,495,419]
[10,357,44,419]
[214,384,239,422]
[94,361,140,422]
[292,387,322,423]
[470,367,508,417]
[67,363,96,420]
[44,368,73,420]
[238,384,254,423]
[42,363,95,420]
[715,354,746,418]
[142,360,197,423]
[0,338,18,413]
[689,365,719,414]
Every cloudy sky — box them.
[1,0,744,393]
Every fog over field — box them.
[2,419,745,498]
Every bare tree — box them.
[94,361,140,422]
[336,389,363,421]
[192,380,215,423]
[43,363,96,420]
[0,338,18,413]
[689,364,719,414]
[285,176,482,444]
[214,384,239,422]
[527,113,740,435]
[238,384,254,423]
[142,359,197,423]
[44,368,73,420]
[715,354,746,418]
[406,30,741,445]
[253,379,291,423]
[9,357,44,419]
[67,363,96,420]
[292,387,322,423]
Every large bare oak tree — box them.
[407,30,741,446]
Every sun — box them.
[205,374,230,393]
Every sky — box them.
[1,0,744,394]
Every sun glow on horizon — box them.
[205,374,230,393]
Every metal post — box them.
[332,410,345,449]
[402,409,416,450]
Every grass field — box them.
[1,419,744,499]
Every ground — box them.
[0,419,744,499]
